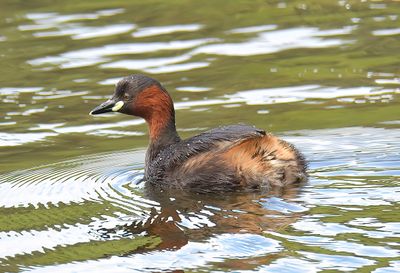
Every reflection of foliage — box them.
[2,235,161,272]
[0,202,111,232]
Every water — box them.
[0,0,399,272]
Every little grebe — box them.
[90,74,307,192]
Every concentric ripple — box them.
[0,150,147,209]
[1,127,400,272]
[1,1,400,272]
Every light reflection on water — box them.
[1,0,400,272]
[26,25,352,71]
[2,85,397,147]
[1,127,399,272]
[28,38,217,69]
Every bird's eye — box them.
[123,93,130,100]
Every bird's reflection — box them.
[100,183,305,255]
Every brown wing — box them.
[148,124,264,175]
[173,133,307,190]
[219,134,307,188]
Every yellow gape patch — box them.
[112,101,124,112]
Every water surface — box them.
[0,1,399,272]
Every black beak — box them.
[89,99,116,115]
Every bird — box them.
[90,74,307,192]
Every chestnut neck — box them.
[146,112,181,164]
[134,85,181,165]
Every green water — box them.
[0,0,399,272]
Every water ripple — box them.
[372,28,400,36]
[173,85,396,109]
[21,9,125,30]
[21,233,281,273]
[38,24,135,40]
[0,150,146,209]
[226,24,277,34]
[28,38,217,69]
[0,132,57,147]
[2,1,400,272]
[132,24,203,38]
[1,127,399,271]
[193,26,354,56]
[270,232,399,258]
